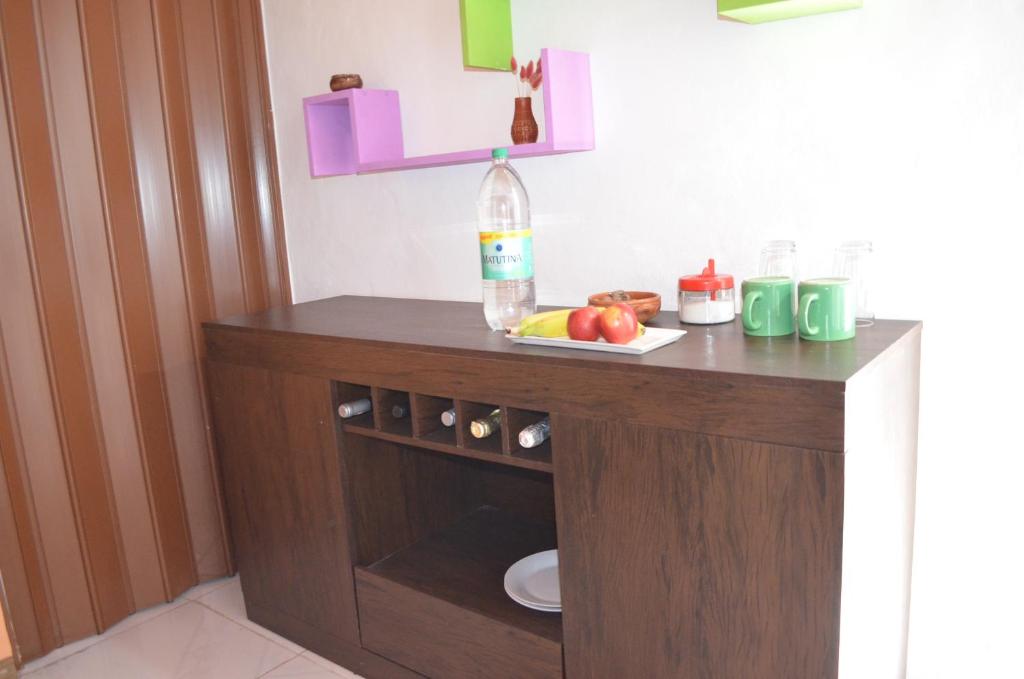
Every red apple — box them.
[599,303,639,344]
[568,306,603,341]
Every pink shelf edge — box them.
[357,141,585,174]
[303,48,594,177]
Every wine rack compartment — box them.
[457,400,504,455]
[371,387,412,436]
[333,383,553,473]
[333,382,374,430]
[410,393,457,444]
[502,406,553,466]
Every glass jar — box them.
[759,240,798,313]
[678,259,736,325]
[832,240,874,326]
[759,240,798,280]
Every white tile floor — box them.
[17,576,363,679]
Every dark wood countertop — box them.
[205,295,920,386]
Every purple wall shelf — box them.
[302,48,594,177]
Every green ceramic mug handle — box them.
[799,292,820,337]
[742,290,763,331]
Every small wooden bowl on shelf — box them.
[587,290,662,323]
[329,74,363,91]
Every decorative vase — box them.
[511,97,539,145]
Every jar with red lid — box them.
[678,259,736,324]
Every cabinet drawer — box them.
[356,569,562,679]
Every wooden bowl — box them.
[329,74,363,91]
[587,291,662,323]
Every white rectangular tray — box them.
[507,326,686,355]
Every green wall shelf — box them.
[460,0,513,70]
[718,0,862,24]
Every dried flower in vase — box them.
[510,53,543,98]
[509,52,542,144]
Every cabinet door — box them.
[553,415,843,679]
[207,361,359,646]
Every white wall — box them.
[262,1,1023,676]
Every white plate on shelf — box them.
[507,595,560,613]
[507,327,686,355]
[505,582,561,611]
[504,549,561,612]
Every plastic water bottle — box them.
[477,148,536,330]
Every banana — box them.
[509,309,648,340]
[507,308,573,337]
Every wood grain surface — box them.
[357,571,561,679]
[343,436,562,678]
[202,295,919,678]
[553,414,844,679]
[502,406,552,458]
[206,296,921,453]
[207,331,840,452]
[341,436,555,568]
[340,435,479,568]
[371,387,413,436]
[360,507,560,643]
[207,362,360,646]
[342,424,553,473]
[409,393,454,439]
[206,295,919,383]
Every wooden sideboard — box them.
[203,296,921,679]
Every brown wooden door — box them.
[552,414,844,679]
[207,362,360,647]
[0,0,288,663]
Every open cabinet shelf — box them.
[303,47,593,177]
[341,424,562,678]
[355,506,560,643]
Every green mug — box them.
[742,277,795,337]
[798,278,856,341]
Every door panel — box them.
[0,0,289,662]
[553,415,844,679]
[207,361,360,645]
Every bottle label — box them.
[479,229,534,281]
